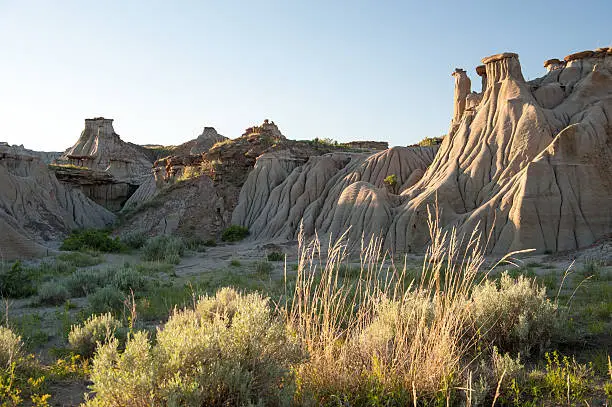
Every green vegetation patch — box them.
[60,229,123,253]
[221,225,249,242]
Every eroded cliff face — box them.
[0,143,115,259]
[231,146,438,245]
[232,48,612,254]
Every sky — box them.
[1,1,611,152]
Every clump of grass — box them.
[221,225,249,242]
[86,288,304,406]
[286,214,560,404]
[267,251,285,262]
[68,313,122,358]
[110,267,148,293]
[36,281,70,306]
[65,269,112,297]
[60,229,124,252]
[184,237,208,252]
[142,235,185,264]
[229,259,241,267]
[254,260,273,276]
[57,251,102,267]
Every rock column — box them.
[450,68,471,135]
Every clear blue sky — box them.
[1,1,610,152]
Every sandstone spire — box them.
[450,68,471,135]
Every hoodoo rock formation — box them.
[233,48,612,254]
[0,143,115,259]
[52,118,153,211]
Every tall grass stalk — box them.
[286,212,493,402]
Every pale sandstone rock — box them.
[232,49,612,254]
[232,146,438,245]
[450,69,471,135]
[0,143,115,260]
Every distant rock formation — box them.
[0,143,115,260]
[169,126,228,158]
[52,118,153,211]
[56,118,152,182]
[232,48,612,254]
[120,120,357,240]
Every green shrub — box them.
[142,236,185,264]
[470,272,557,356]
[221,225,249,242]
[110,267,148,293]
[65,269,112,297]
[525,351,594,403]
[87,286,125,315]
[60,229,123,253]
[383,174,398,193]
[37,281,70,306]
[0,326,23,369]
[57,251,102,267]
[120,231,148,250]
[418,135,445,147]
[267,251,285,262]
[86,288,304,406]
[230,259,242,267]
[68,313,122,358]
[0,261,36,298]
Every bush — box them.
[60,229,123,253]
[65,269,112,297]
[120,231,148,250]
[68,313,122,358]
[37,281,70,306]
[470,272,557,356]
[86,288,304,406]
[267,251,285,262]
[0,326,23,369]
[0,261,36,298]
[383,174,398,193]
[87,286,125,314]
[110,267,148,293]
[221,225,249,242]
[57,251,102,267]
[142,236,185,264]
[418,136,445,147]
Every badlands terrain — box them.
[0,48,611,406]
